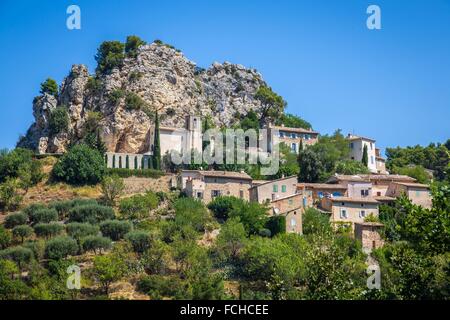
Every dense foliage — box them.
[52,144,105,185]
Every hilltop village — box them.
[1,37,448,300]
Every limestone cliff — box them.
[18,41,269,154]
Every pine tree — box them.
[362,144,369,167]
[153,112,161,170]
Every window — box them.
[281,185,287,193]
[273,184,278,192]
[361,189,369,197]
[197,192,203,199]
[359,210,366,218]
[288,199,293,205]
[290,218,296,227]
[291,143,297,152]
[291,133,296,139]
[361,203,365,207]
[415,190,421,197]
[239,190,244,198]
[211,190,221,198]
[112,155,116,168]
[377,192,381,196]
[193,118,197,129]
[371,156,374,164]
[370,142,373,150]
[271,194,276,201]
[318,192,323,198]
[279,132,284,138]
[350,142,354,149]
[340,209,348,219]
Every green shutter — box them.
[281,185,286,193]
[273,184,278,192]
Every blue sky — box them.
[0,0,449,154]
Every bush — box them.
[125,92,146,110]
[22,240,46,260]
[0,179,23,211]
[45,236,78,260]
[68,204,115,224]
[258,228,272,237]
[125,231,151,254]
[100,220,132,241]
[49,198,99,220]
[4,212,28,229]
[81,236,112,253]
[12,225,33,243]
[228,201,268,235]
[105,168,164,178]
[125,35,146,58]
[40,78,58,96]
[207,196,243,221]
[174,198,211,232]
[48,106,69,135]
[66,222,99,240]
[29,208,58,225]
[33,223,64,239]
[302,208,332,235]
[119,192,159,220]
[52,144,106,185]
[137,275,184,299]
[100,174,124,206]
[22,203,47,216]
[95,41,125,74]
[0,226,12,249]
[0,246,34,269]
[266,215,286,236]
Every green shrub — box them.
[125,92,146,110]
[40,78,58,96]
[258,228,272,237]
[22,203,47,217]
[137,275,184,299]
[12,225,34,243]
[207,196,243,221]
[48,106,69,135]
[0,225,12,249]
[100,174,124,206]
[0,179,23,211]
[266,215,286,237]
[52,144,106,185]
[125,231,151,254]
[0,148,33,183]
[29,208,58,225]
[0,246,34,269]
[100,220,132,241]
[4,212,28,229]
[108,89,125,105]
[33,223,64,239]
[174,198,211,232]
[50,198,98,219]
[68,204,115,224]
[45,236,78,260]
[85,77,102,93]
[66,222,99,240]
[125,35,146,58]
[302,208,332,235]
[119,192,159,220]
[23,240,46,260]
[95,41,125,74]
[81,235,112,253]
[105,168,164,178]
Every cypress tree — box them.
[153,112,161,170]
[362,144,369,167]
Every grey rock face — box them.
[18,42,269,154]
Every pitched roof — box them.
[330,196,379,204]
[392,182,430,189]
[249,175,298,189]
[199,170,252,180]
[298,183,347,190]
[328,174,416,183]
[269,125,319,134]
[346,134,376,142]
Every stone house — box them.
[266,124,319,154]
[321,196,380,231]
[354,222,385,252]
[297,183,347,203]
[249,176,299,203]
[269,193,305,234]
[386,182,432,208]
[181,170,252,203]
[346,134,380,173]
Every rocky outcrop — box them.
[18,42,269,154]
